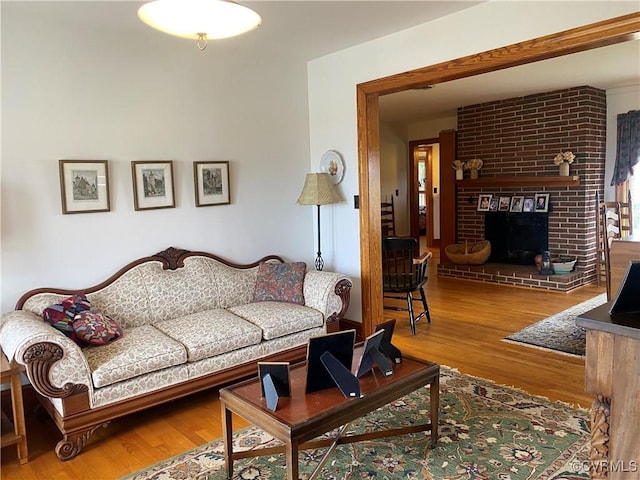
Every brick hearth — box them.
[440,86,606,291]
[438,262,584,292]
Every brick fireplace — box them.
[437,86,606,291]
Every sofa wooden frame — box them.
[13,247,352,461]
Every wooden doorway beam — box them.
[357,12,640,338]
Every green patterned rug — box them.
[122,367,590,480]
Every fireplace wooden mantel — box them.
[456,175,580,188]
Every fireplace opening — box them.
[484,213,549,265]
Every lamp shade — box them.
[296,173,341,206]
[138,0,262,40]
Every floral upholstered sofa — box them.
[0,247,351,461]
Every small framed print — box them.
[59,160,110,214]
[131,161,175,211]
[535,193,550,212]
[193,161,230,207]
[477,194,492,211]
[523,197,535,213]
[498,197,511,211]
[488,197,499,212]
[510,196,524,212]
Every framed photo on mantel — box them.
[535,193,550,212]
[477,194,491,212]
[510,196,524,212]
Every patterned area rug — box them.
[122,367,591,480]
[504,293,608,357]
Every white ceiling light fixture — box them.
[138,0,262,51]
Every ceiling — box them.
[18,1,639,125]
[28,1,482,61]
[378,39,640,124]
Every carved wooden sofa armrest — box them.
[23,342,89,399]
[0,311,93,401]
[302,272,352,329]
[325,278,352,329]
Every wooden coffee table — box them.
[220,355,439,480]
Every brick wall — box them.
[455,86,606,285]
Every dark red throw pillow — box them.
[73,312,124,346]
[42,293,91,344]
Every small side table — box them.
[1,350,28,464]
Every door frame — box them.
[408,138,438,247]
[356,13,640,338]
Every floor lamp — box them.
[296,173,341,270]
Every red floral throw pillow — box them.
[42,293,91,344]
[253,262,306,305]
[73,312,124,346]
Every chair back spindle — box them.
[382,237,432,335]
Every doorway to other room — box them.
[409,138,439,249]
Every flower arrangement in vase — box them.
[464,158,483,179]
[452,160,465,180]
[553,151,575,176]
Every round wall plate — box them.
[319,150,344,184]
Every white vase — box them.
[470,169,479,180]
[559,162,569,176]
[455,169,463,180]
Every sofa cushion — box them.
[210,260,260,308]
[86,264,153,329]
[154,309,263,362]
[140,259,221,324]
[84,324,187,388]
[73,311,124,346]
[253,262,306,305]
[42,293,91,345]
[228,302,323,340]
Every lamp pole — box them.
[315,204,324,271]
[296,172,340,271]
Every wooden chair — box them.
[596,200,633,299]
[382,237,432,335]
[381,195,395,237]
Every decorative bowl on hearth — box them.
[552,258,576,274]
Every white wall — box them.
[379,123,408,236]
[605,85,640,199]
[308,1,639,322]
[380,116,457,240]
[1,2,316,311]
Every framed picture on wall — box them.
[498,197,511,211]
[193,161,230,207]
[510,196,524,212]
[59,160,110,214]
[477,194,492,211]
[488,197,499,211]
[131,161,175,211]
[535,193,550,212]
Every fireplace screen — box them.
[484,213,549,265]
